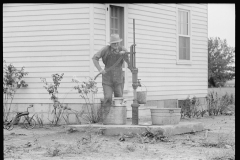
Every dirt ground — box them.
[4,115,235,160]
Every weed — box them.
[200,128,235,149]
[32,133,42,150]
[45,142,61,157]
[136,127,169,144]
[179,96,202,118]
[204,150,235,160]
[35,114,44,127]
[3,60,28,122]
[126,143,136,152]
[72,77,100,123]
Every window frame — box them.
[176,5,192,65]
[105,4,129,92]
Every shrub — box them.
[72,77,99,123]
[3,60,28,121]
[40,73,71,125]
[179,96,201,118]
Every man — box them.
[92,34,131,115]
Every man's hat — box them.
[109,34,122,44]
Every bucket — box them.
[102,105,127,125]
[136,84,147,104]
[101,97,127,125]
[150,108,181,125]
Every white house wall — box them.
[3,3,208,105]
[127,3,208,101]
[3,3,91,104]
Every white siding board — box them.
[3,3,89,12]
[128,14,176,25]
[192,28,207,34]
[127,42,176,51]
[94,35,105,40]
[129,34,176,43]
[129,24,176,35]
[128,19,176,30]
[132,4,176,16]
[3,30,90,38]
[141,77,207,82]
[94,14,105,20]
[3,40,90,47]
[145,94,208,101]
[22,72,89,78]
[139,72,207,78]
[17,67,90,73]
[128,29,176,38]
[133,81,207,87]
[134,48,176,56]
[4,55,89,63]
[128,6,176,21]
[94,19,105,25]
[3,3,50,7]
[3,24,90,33]
[4,46,90,53]
[136,4,176,12]
[192,23,207,30]
[94,24,105,30]
[22,77,91,83]
[3,61,89,68]
[94,40,106,45]
[180,3,207,10]
[192,36,208,41]
[128,38,176,47]
[94,8,105,15]
[9,99,89,104]
[3,51,90,58]
[3,8,90,17]
[3,14,90,22]
[192,19,207,26]
[3,35,90,43]
[3,19,90,27]
[147,90,207,96]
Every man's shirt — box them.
[92,45,130,85]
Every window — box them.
[110,5,124,46]
[177,9,191,63]
[106,4,128,91]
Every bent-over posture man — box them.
[92,34,131,115]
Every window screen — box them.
[178,10,190,60]
[110,5,124,46]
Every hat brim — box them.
[109,39,122,44]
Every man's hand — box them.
[99,69,106,74]
[119,51,126,55]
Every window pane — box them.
[183,24,188,35]
[110,5,124,46]
[183,12,188,23]
[179,36,190,60]
[178,10,188,35]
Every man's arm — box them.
[121,46,131,70]
[92,46,107,74]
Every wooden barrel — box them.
[102,105,127,125]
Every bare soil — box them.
[4,115,235,160]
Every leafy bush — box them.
[72,77,99,123]
[206,91,235,116]
[40,73,71,125]
[3,60,28,121]
[179,96,201,118]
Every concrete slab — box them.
[69,121,204,136]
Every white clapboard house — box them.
[3,3,208,122]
